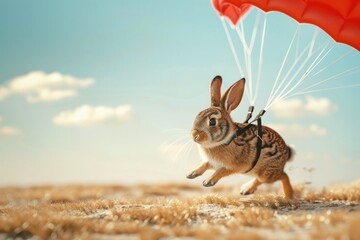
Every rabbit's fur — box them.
[187,76,294,198]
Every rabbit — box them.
[187,76,294,198]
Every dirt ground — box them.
[0,180,359,240]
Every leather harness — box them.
[224,107,266,173]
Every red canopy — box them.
[212,0,360,51]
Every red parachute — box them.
[212,0,360,51]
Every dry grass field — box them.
[0,180,360,240]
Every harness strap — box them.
[244,106,254,123]
[224,122,253,145]
[224,109,266,173]
[243,117,263,173]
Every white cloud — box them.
[268,123,326,137]
[0,87,10,100]
[271,96,337,118]
[0,71,94,102]
[26,89,77,103]
[1,126,22,136]
[53,105,133,127]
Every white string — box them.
[234,12,261,105]
[273,42,332,106]
[299,65,360,92]
[266,40,312,107]
[236,22,253,103]
[253,14,267,104]
[295,26,301,59]
[221,17,250,101]
[266,28,321,108]
[267,49,360,109]
[290,84,360,97]
[265,26,299,107]
[307,29,319,58]
[249,12,260,52]
[311,50,352,77]
[265,34,330,109]
[272,64,360,108]
[238,17,250,51]
[246,14,258,104]
[221,18,245,77]
[277,43,334,101]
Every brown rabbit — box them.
[187,76,294,198]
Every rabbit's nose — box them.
[194,134,200,142]
[191,130,200,142]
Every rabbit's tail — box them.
[287,144,296,162]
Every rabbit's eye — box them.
[209,118,217,126]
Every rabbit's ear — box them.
[221,78,245,113]
[210,76,222,106]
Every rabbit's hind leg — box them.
[280,172,294,199]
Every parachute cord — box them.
[265,39,313,108]
[221,17,250,102]
[311,50,352,77]
[287,84,360,97]
[275,43,333,103]
[265,26,299,108]
[249,12,261,51]
[236,20,249,51]
[270,41,330,107]
[236,21,253,104]
[295,26,301,59]
[307,29,319,58]
[221,17,245,76]
[266,54,360,110]
[266,27,320,109]
[265,28,325,110]
[245,15,256,104]
[253,14,267,104]
[298,65,360,93]
[267,83,360,110]
[236,12,261,105]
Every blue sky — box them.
[0,0,359,188]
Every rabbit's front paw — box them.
[186,171,201,179]
[203,179,217,187]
